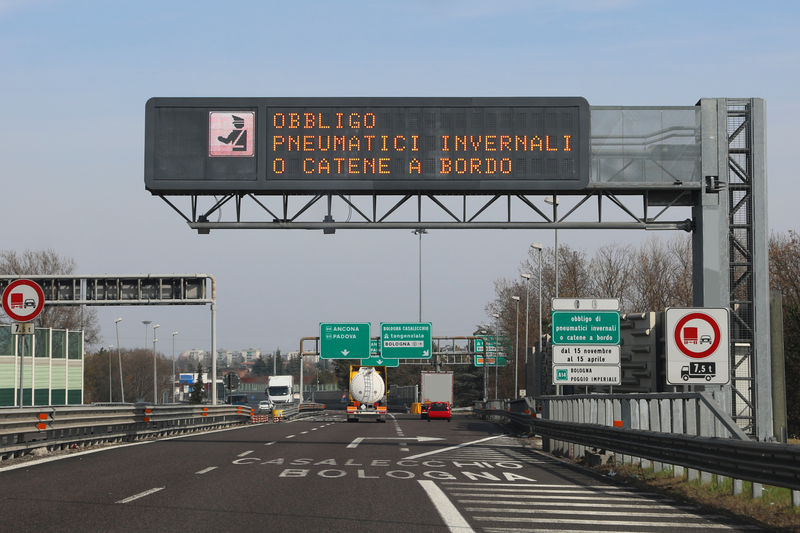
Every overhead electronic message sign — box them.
[145,97,590,195]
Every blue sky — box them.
[1,0,797,354]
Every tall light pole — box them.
[152,324,160,404]
[545,196,560,297]
[531,244,543,396]
[480,326,489,402]
[511,296,520,398]
[115,318,124,402]
[412,229,428,323]
[492,313,500,399]
[521,272,532,397]
[172,331,178,403]
[108,345,114,402]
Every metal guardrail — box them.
[474,393,800,492]
[0,404,253,460]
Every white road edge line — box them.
[195,467,217,474]
[116,487,164,504]
[418,480,474,532]
[237,450,253,457]
[404,435,506,460]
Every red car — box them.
[427,401,451,422]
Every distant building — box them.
[181,349,207,362]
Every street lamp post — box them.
[172,332,178,403]
[152,324,160,404]
[512,296,521,398]
[492,313,500,399]
[115,318,124,403]
[521,272,532,397]
[545,196,560,297]
[108,345,114,402]
[530,244,543,395]
[412,229,428,323]
[480,326,489,402]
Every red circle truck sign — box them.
[1,279,45,322]
[665,308,730,385]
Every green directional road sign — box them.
[475,335,508,366]
[370,339,380,356]
[380,322,432,359]
[551,311,620,345]
[474,335,509,366]
[319,323,371,359]
[361,356,399,367]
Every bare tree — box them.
[628,236,676,312]
[0,249,101,345]
[667,233,693,308]
[770,230,800,307]
[589,242,635,309]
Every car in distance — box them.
[258,400,273,413]
[427,401,451,422]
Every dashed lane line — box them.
[116,487,164,504]
[195,467,217,475]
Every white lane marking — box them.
[473,517,752,528]
[116,487,164,504]
[466,507,718,519]
[400,448,410,452]
[301,431,308,434]
[237,450,253,457]
[347,436,443,449]
[418,480,475,532]
[195,467,217,475]
[404,435,505,460]
[264,441,276,446]
[286,435,295,438]
[311,428,318,431]
[442,482,648,490]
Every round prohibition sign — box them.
[1,279,45,323]
[673,312,721,359]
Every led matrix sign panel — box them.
[145,97,590,194]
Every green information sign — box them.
[380,322,432,359]
[370,339,380,356]
[319,323,371,359]
[551,311,620,345]
[474,335,509,366]
[361,356,399,367]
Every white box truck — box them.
[420,371,454,404]
[267,375,294,404]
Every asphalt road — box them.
[0,412,766,532]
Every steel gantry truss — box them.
[158,184,697,234]
[726,100,768,437]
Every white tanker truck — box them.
[346,365,388,423]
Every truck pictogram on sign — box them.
[665,308,729,385]
[681,362,716,381]
[1,279,45,323]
